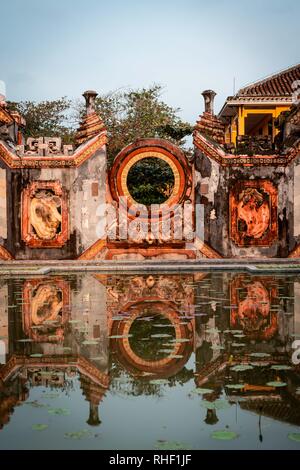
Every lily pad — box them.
[64,430,91,440]
[169,338,190,343]
[32,424,48,431]
[149,379,169,385]
[82,340,98,345]
[288,433,300,442]
[154,440,192,450]
[251,362,270,367]
[48,408,70,416]
[266,381,287,387]
[109,335,132,339]
[201,399,230,410]
[150,334,172,338]
[211,430,238,440]
[250,352,271,358]
[25,401,48,409]
[211,345,225,350]
[270,365,292,371]
[43,393,60,399]
[226,384,245,389]
[205,328,221,334]
[191,388,213,394]
[30,354,43,358]
[232,343,245,347]
[231,365,254,372]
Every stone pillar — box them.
[202,90,216,115]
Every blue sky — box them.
[1,0,299,122]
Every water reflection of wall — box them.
[0,273,300,431]
[0,282,8,364]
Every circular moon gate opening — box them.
[128,311,176,361]
[126,157,175,206]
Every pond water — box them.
[0,272,300,450]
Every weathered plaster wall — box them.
[293,156,300,247]
[195,148,294,258]
[0,168,7,240]
[2,146,106,259]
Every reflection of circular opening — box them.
[127,157,175,206]
[129,312,176,361]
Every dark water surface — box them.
[0,272,300,450]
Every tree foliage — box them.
[8,85,193,168]
[7,97,75,144]
[90,85,193,163]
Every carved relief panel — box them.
[230,275,278,340]
[230,180,277,246]
[21,181,69,248]
[22,278,70,342]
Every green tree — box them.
[8,97,75,144]
[78,84,194,163]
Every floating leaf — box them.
[288,433,300,443]
[150,334,172,338]
[201,400,230,410]
[82,340,98,345]
[234,334,246,338]
[169,354,184,359]
[191,388,213,394]
[226,384,245,389]
[18,339,33,343]
[206,328,221,334]
[48,408,70,416]
[271,365,292,371]
[64,430,91,440]
[149,379,169,385]
[251,362,270,367]
[43,393,60,399]
[266,381,287,387]
[211,430,238,441]
[211,345,225,350]
[250,353,271,358]
[32,424,48,431]
[154,440,192,450]
[25,401,48,409]
[169,338,190,343]
[231,365,254,372]
[109,335,132,339]
[232,343,245,347]
[30,354,43,358]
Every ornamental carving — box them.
[22,278,70,342]
[230,275,278,340]
[230,180,277,246]
[21,181,69,248]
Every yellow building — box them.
[218,63,300,149]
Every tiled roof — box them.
[237,63,300,97]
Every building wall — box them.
[1,146,106,260]
[195,147,294,258]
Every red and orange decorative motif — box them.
[230,275,278,340]
[230,180,277,246]
[109,139,193,217]
[22,278,70,342]
[21,181,69,248]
